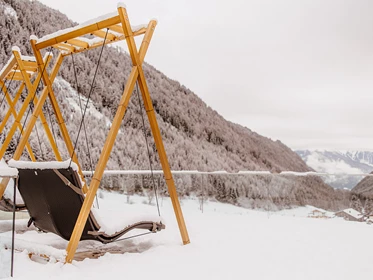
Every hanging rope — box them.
[71,54,99,208]
[71,55,95,177]
[135,81,161,217]
[15,48,53,148]
[0,66,18,108]
[69,29,109,168]
[111,231,152,243]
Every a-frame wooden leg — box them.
[0,82,24,133]
[12,50,62,161]
[29,40,88,193]
[0,82,41,160]
[64,19,162,263]
[0,54,63,198]
[64,9,189,263]
[0,52,54,161]
[64,66,140,263]
[119,7,190,245]
[0,81,36,161]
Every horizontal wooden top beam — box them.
[6,71,32,81]
[1,50,53,82]
[35,14,122,50]
[33,8,150,56]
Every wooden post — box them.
[29,39,88,193]
[119,6,190,245]
[65,66,139,263]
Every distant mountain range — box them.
[296,150,373,189]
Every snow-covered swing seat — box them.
[8,160,165,243]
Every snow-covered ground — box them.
[1,191,373,280]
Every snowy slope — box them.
[54,77,112,127]
[1,191,373,279]
[0,1,18,19]
[296,150,373,189]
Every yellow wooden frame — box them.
[2,5,190,263]
[0,51,65,195]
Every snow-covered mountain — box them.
[296,150,373,189]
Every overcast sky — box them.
[38,0,373,151]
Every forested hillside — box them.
[0,0,350,210]
[352,173,373,199]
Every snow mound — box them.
[1,192,373,279]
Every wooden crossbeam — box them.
[35,16,121,50]
[107,24,124,34]
[133,27,147,37]
[23,65,39,72]
[54,43,76,52]
[66,38,89,49]
[108,24,147,37]
[0,56,17,81]
[0,81,36,161]
[6,72,31,81]
[20,60,38,69]
[92,30,116,41]
[0,83,24,133]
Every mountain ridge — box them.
[296,149,373,190]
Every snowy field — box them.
[1,191,373,280]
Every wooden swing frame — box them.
[0,4,189,263]
[0,51,61,162]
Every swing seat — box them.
[8,160,165,243]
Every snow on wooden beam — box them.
[66,38,89,49]
[35,15,121,50]
[91,30,116,41]
[107,24,124,34]
[34,12,149,53]
[53,43,76,52]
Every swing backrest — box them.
[16,167,100,241]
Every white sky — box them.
[38,0,373,151]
